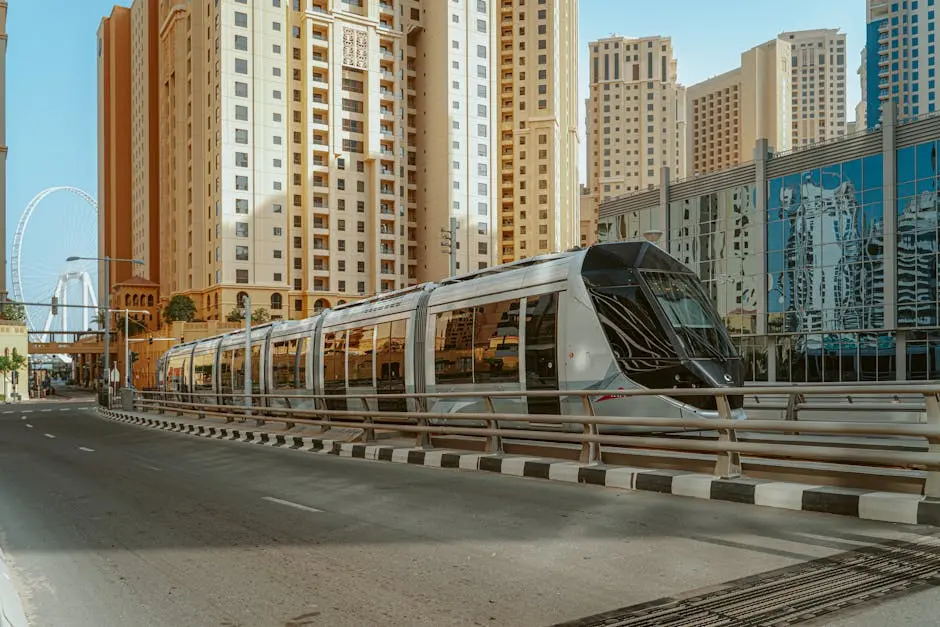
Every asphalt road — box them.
[0,402,937,626]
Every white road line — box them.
[143,465,161,472]
[2,411,11,414]
[22,411,32,414]
[59,408,69,412]
[20,416,26,420]
[262,496,323,514]
[44,434,56,439]
[41,409,52,413]
[25,424,33,429]
[78,447,95,452]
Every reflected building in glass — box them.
[599,100,940,382]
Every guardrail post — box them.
[283,398,296,430]
[923,393,940,499]
[315,396,330,434]
[414,396,432,449]
[579,396,603,465]
[362,398,376,443]
[483,395,503,455]
[784,392,803,421]
[714,394,742,479]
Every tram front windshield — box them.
[642,271,737,360]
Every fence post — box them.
[283,397,296,430]
[579,395,603,465]
[784,392,803,421]
[714,394,742,479]
[414,396,432,449]
[315,396,330,434]
[361,397,376,443]
[483,395,503,454]
[923,392,940,499]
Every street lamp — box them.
[66,255,144,406]
[642,230,664,246]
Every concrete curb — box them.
[98,408,940,527]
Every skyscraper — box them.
[687,38,792,175]
[586,35,686,204]
[496,0,580,263]
[99,0,580,320]
[780,29,847,147]
[866,0,936,127]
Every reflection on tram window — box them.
[346,327,375,387]
[232,348,246,392]
[192,351,214,392]
[473,300,520,384]
[219,350,234,398]
[435,309,475,383]
[271,339,299,389]
[376,320,407,411]
[322,331,347,410]
[643,272,737,358]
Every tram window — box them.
[323,331,348,410]
[232,348,246,394]
[526,293,560,414]
[296,337,308,387]
[347,327,375,387]
[250,343,262,394]
[219,350,234,395]
[590,286,677,369]
[271,339,298,389]
[192,351,214,391]
[167,356,188,392]
[435,309,474,383]
[473,300,520,383]
[377,320,407,410]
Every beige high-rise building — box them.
[586,35,686,204]
[150,0,420,319]
[497,0,579,264]
[780,29,847,147]
[101,0,579,317]
[687,38,792,175]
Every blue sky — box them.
[5,0,866,305]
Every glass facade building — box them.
[597,100,940,382]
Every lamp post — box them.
[66,256,144,406]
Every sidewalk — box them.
[0,547,28,627]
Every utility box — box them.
[121,388,136,411]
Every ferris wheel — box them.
[10,186,100,339]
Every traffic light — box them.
[148,336,153,345]
[51,296,58,316]
[440,225,453,255]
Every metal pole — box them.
[103,257,110,406]
[449,217,457,277]
[124,307,130,388]
[243,295,251,411]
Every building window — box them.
[235,82,248,97]
[234,11,248,27]
[236,269,249,284]
[235,152,248,167]
[235,176,248,191]
[236,246,249,261]
[235,105,248,121]
[235,35,248,51]
[236,222,249,237]
[235,58,248,74]
[236,199,249,214]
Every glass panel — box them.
[271,339,299,389]
[473,300,520,384]
[525,293,559,414]
[192,350,214,392]
[323,331,347,410]
[346,327,374,388]
[434,309,474,384]
[219,350,233,399]
[377,320,407,411]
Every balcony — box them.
[379,247,395,256]
[380,186,395,197]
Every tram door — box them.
[525,293,560,415]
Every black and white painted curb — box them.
[99,408,940,527]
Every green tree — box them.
[0,349,27,399]
[0,302,26,323]
[226,307,270,324]
[91,310,106,328]
[163,295,197,323]
[115,314,147,336]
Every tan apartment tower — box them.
[150,0,420,320]
[97,6,135,299]
[497,0,580,264]
[687,38,792,175]
[586,35,686,204]
[780,29,847,146]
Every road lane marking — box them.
[44,434,56,439]
[20,416,25,420]
[79,447,95,452]
[143,465,161,471]
[59,408,70,412]
[41,409,52,413]
[25,424,33,428]
[262,496,323,514]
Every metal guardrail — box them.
[127,385,940,498]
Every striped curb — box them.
[97,408,940,527]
